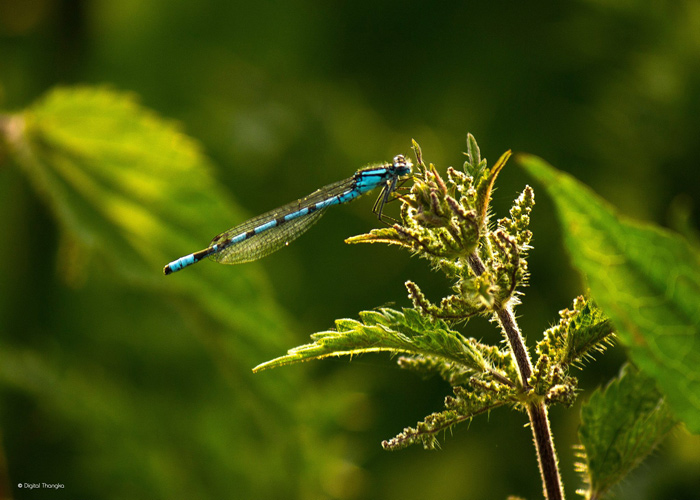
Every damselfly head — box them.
[392,154,413,177]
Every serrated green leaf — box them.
[519,154,700,433]
[254,307,489,373]
[562,300,614,366]
[577,364,677,499]
[538,296,615,369]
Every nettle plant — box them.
[256,135,679,500]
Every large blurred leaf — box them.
[0,86,334,498]
[10,88,227,278]
[519,154,700,433]
[6,86,291,344]
[577,364,676,499]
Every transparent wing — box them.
[212,176,356,241]
[206,175,359,265]
[211,207,327,265]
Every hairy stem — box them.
[496,306,533,385]
[467,252,564,500]
[528,402,564,500]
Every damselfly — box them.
[163,155,412,275]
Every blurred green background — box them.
[1,0,699,499]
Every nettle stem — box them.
[528,402,564,500]
[468,253,565,500]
